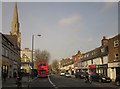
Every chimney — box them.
[101,36,108,46]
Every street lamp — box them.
[31,34,41,79]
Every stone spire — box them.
[10,2,21,48]
[13,2,19,23]
[10,2,19,35]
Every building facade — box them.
[58,34,119,81]
[1,33,21,78]
[1,2,21,78]
[59,58,74,74]
[79,45,108,75]
[72,50,81,71]
[0,34,2,80]
[21,48,32,73]
[108,34,120,80]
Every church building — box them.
[1,2,21,78]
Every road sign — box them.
[30,62,34,67]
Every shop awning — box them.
[88,64,96,69]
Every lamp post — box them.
[31,34,41,79]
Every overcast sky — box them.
[2,1,118,62]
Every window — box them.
[114,53,119,61]
[92,52,94,55]
[9,51,12,59]
[101,48,105,53]
[10,51,13,60]
[86,53,89,57]
[94,51,96,55]
[84,54,87,58]
[39,64,46,66]
[5,49,9,57]
[2,47,5,55]
[3,48,9,58]
[114,40,119,47]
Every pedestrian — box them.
[13,71,17,78]
[16,71,22,88]
[3,71,7,82]
[18,71,22,80]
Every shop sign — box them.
[108,62,120,67]
[96,64,108,69]
[88,64,96,69]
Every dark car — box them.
[115,74,120,86]
[75,72,87,79]
[75,72,81,78]
[91,73,112,83]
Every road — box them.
[29,74,120,89]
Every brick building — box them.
[108,34,120,80]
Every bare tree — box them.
[51,60,59,74]
[34,49,50,63]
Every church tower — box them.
[10,2,21,48]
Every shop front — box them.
[88,64,96,73]
[2,59,9,78]
[96,64,108,76]
[108,62,120,80]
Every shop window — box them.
[114,40,119,47]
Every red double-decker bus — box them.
[37,62,48,77]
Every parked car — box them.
[91,73,112,83]
[60,72,65,76]
[115,74,120,86]
[75,72,86,79]
[65,72,71,78]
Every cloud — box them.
[59,14,81,27]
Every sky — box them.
[1,1,119,62]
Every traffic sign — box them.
[30,62,34,67]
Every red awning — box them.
[88,64,96,69]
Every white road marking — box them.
[48,75,57,88]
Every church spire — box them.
[10,2,21,48]
[13,2,19,23]
[10,2,19,35]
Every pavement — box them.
[2,76,37,87]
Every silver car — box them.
[65,72,71,78]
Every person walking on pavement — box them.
[16,71,22,88]
[3,71,7,82]
[13,71,17,78]
[84,71,89,82]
